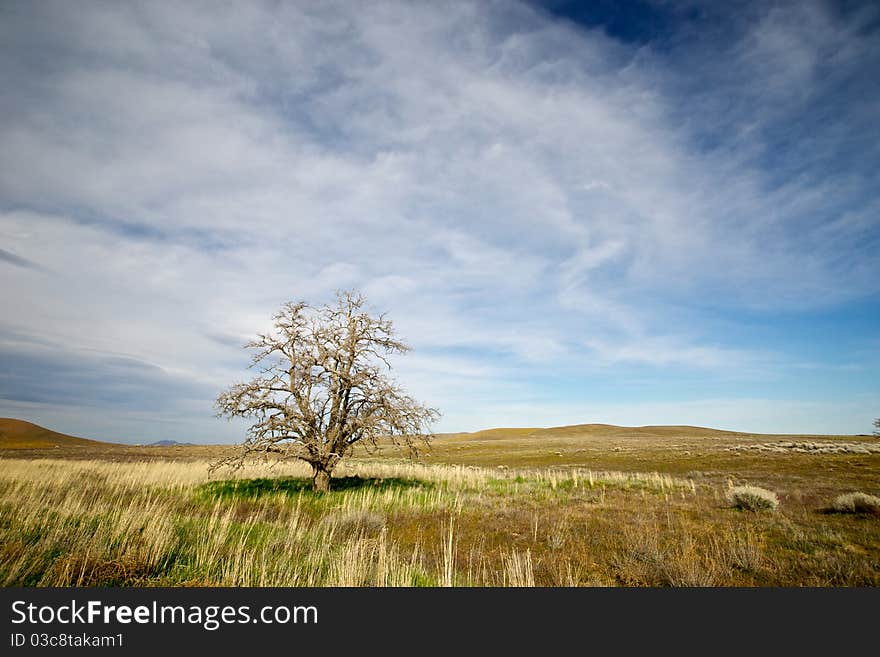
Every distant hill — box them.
[2,417,859,453]
[0,418,117,449]
[145,440,195,446]
[441,423,751,442]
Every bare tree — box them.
[874,417,880,437]
[212,291,439,491]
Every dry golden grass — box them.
[1,447,878,587]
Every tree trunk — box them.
[312,464,332,492]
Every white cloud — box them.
[0,1,877,437]
[583,336,765,371]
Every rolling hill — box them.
[441,423,748,442]
[0,416,865,458]
[0,418,117,449]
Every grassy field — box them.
[1,422,878,586]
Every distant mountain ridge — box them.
[440,423,749,441]
[145,440,195,446]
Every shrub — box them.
[829,492,880,515]
[728,485,778,512]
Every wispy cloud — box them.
[0,0,877,439]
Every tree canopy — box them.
[212,291,439,491]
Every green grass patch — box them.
[198,475,432,500]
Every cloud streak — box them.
[0,248,42,270]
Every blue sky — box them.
[0,0,878,443]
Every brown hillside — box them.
[442,424,745,442]
[532,424,747,437]
[443,427,542,441]
[0,418,116,449]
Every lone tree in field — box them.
[212,291,439,491]
[874,417,880,436]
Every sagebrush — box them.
[728,485,779,512]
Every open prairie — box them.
[1,419,878,586]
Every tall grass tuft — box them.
[502,549,535,587]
